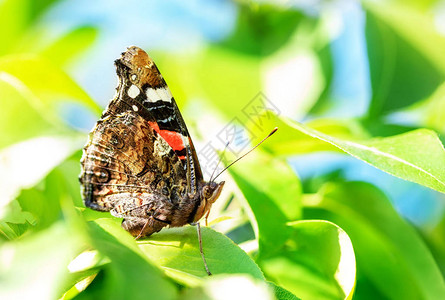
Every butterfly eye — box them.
[130,74,138,82]
[203,186,211,199]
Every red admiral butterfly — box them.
[80,46,276,275]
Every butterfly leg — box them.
[135,219,150,240]
[191,222,212,276]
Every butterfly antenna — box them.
[209,141,230,183]
[212,127,278,182]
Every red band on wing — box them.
[149,121,186,158]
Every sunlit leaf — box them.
[365,2,445,116]
[422,82,445,134]
[0,135,84,221]
[138,225,265,286]
[0,222,83,300]
[221,3,305,56]
[228,151,302,258]
[154,46,262,119]
[0,55,101,115]
[261,220,356,300]
[40,26,98,67]
[0,73,65,149]
[422,212,445,276]
[247,113,369,156]
[268,281,301,300]
[304,181,445,299]
[182,275,275,300]
[0,0,28,55]
[280,116,445,194]
[0,199,35,241]
[80,219,177,300]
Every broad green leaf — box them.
[261,220,356,300]
[227,151,302,258]
[154,46,262,119]
[40,26,98,67]
[1,149,85,241]
[0,55,101,115]
[182,275,275,300]
[0,135,84,215]
[138,225,265,286]
[365,2,445,74]
[0,74,65,149]
[388,0,440,11]
[220,3,305,56]
[0,199,35,241]
[423,82,445,133]
[0,222,83,300]
[365,2,445,116]
[196,47,259,118]
[308,43,334,116]
[79,219,177,300]
[0,0,28,55]
[422,211,445,276]
[281,116,445,194]
[268,282,301,300]
[303,181,445,299]
[247,113,369,156]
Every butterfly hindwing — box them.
[80,110,187,212]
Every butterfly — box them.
[79,46,224,274]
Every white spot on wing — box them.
[131,74,137,81]
[156,87,173,102]
[132,105,139,112]
[145,87,172,103]
[128,85,140,98]
[145,88,159,102]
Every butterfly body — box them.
[80,46,224,238]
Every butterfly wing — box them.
[80,110,187,212]
[80,46,206,236]
[102,46,203,194]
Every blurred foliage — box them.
[1,0,445,299]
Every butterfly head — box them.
[191,181,225,223]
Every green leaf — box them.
[387,0,440,11]
[0,0,28,55]
[0,135,84,213]
[261,220,356,300]
[227,151,302,258]
[280,116,445,194]
[39,26,98,67]
[0,222,83,299]
[182,275,275,300]
[304,181,445,299]
[268,282,301,300]
[0,199,35,241]
[138,225,265,286]
[220,3,305,56]
[422,82,445,133]
[0,55,102,116]
[79,219,177,300]
[364,2,445,116]
[153,46,262,119]
[422,212,445,276]
[0,75,64,149]
[247,113,369,156]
